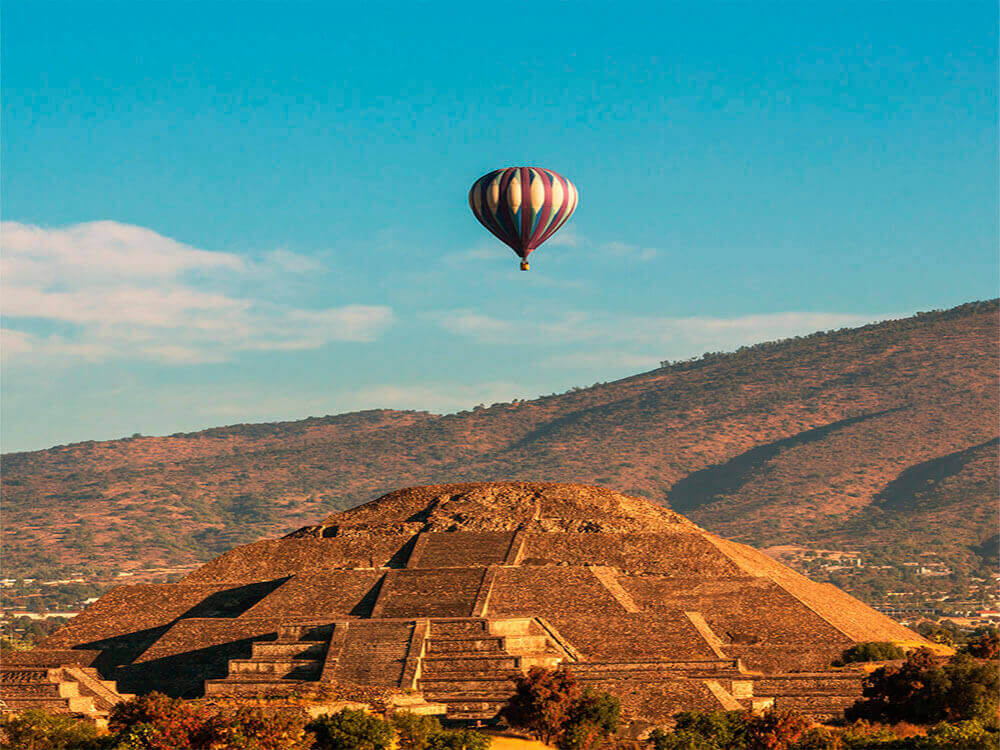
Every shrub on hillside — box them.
[846,648,999,725]
[837,642,905,664]
[307,708,394,750]
[0,709,104,750]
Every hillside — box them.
[3,300,997,605]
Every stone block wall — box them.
[239,571,384,619]
[374,569,486,619]
[520,533,745,575]
[410,532,514,568]
[181,536,416,583]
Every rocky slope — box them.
[4,300,996,598]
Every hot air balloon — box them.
[468,167,578,270]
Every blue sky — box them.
[3,1,997,452]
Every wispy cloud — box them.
[172,381,531,424]
[2,221,392,365]
[437,309,897,364]
[547,225,582,248]
[605,240,658,262]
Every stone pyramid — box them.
[23,483,930,724]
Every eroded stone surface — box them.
[29,482,929,722]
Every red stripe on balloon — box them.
[470,174,510,249]
[526,169,553,252]
[494,168,519,250]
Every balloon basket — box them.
[520,260,530,271]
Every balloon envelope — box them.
[468,167,578,265]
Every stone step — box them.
[426,635,549,655]
[204,678,319,697]
[0,697,75,714]
[419,669,520,681]
[0,695,98,714]
[435,697,506,721]
[252,641,327,659]
[429,620,489,637]
[277,623,335,641]
[769,694,860,714]
[0,667,61,682]
[568,660,739,674]
[419,681,514,699]
[227,658,322,680]
[426,638,507,655]
[486,619,535,637]
[0,681,80,698]
[421,656,520,674]
[502,635,549,654]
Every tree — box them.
[559,689,622,750]
[648,710,748,750]
[222,706,312,750]
[502,667,581,744]
[916,621,958,646]
[0,710,103,750]
[392,712,443,750]
[742,710,809,750]
[307,708,394,750]
[108,693,310,750]
[837,642,904,664]
[964,629,999,660]
[846,648,1000,725]
[426,729,491,750]
[108,692,224,750]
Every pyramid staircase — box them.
[751,672,865,721]
[200,616,866,723]
[0,665,133,722]
[204,622,332,697]
[415,618,563,723]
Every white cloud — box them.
[263,248,324,273]
[1,221,392,365]
[547,225,582,248]
[438,309,896,364]
[442,245,504,265]
[605,240,658,262]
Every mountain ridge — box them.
[4,300,997,604]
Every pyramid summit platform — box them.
[18,482,932,723]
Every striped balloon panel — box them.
[468,167,578,259]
